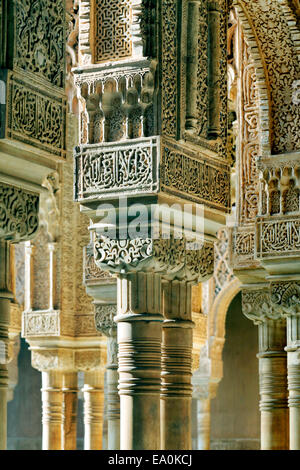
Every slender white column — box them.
[286,314,300,450]
[62,372,78,450]
[94,302,120,450]
[83,371,104,450]
[41,370,64,450]
[107,336,120,450]
[243,288,289,450]
[258,319,289,450]
[0,297,10,450]
[116,272,163,450]
[161,280,194,450]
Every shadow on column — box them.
[210,293,260,450]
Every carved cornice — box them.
[0,182,39,242]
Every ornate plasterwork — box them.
[93,234,214,283]
[75,61,154,145]
[1,71,67,158]
[256,218,300,258]
[242,288,281,325]
[84,244,112,283]
[93,0,132,63]
[14,0,65,88]
[213,228,234,296]
[161,0,178,138]
[74,136,159,201]
[0,182,39,241]
[257,159,300,217]
[94,304,117,336]
[271,281,300,315]
[237,33,260,225]
[75,314,99,336]
[235,0,300,154]
[22,311,61,337]
[161,141,231,212]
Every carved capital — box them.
[271,281,300,316]
[94,303,117,337]
[0,182,39,242]
[94,234,214,283]
[242,287,282,324]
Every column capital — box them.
[93,232,214,284]
[270,280,300,316]
[242,285,283,325]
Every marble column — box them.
[83,370,104,450]
[94,302,120,450]
[258,319,289,450]
[196,396,211,450]
[286,319,300,450]
[161,280,194,450]
[117,272,163,450]
[270,281,300,450]
[243,288,289,450]
[41,370,64,450]
[62,372,78,450]
[106,336,120,450]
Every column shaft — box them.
[258,319,289,450]
[62,372,78,450]
[41,370,64,450]
[197,397,211,450]
[0,241,11,450]
[286,315,300,450]
[83,371,104,450]
[161,280,194,450]
[107,336,120,450]
[117,273,163,450]
[0,297,10,450]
